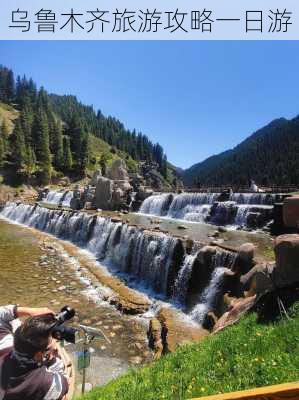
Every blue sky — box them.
[1,41,299,168]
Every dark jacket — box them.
[0,305,68,400]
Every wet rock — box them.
[107,159,129,181]
[213,295,257,334]
[151,308,208,357]
[82,319,92,325]
[209,201,237,225]
[93,176,114,210]
[112,325,122,331]
[135,342,143,350]
[283,196,299,228]
[129,356,142,365]
[233,242,256,275]
[273,234,299,287]
[202,311,218,331]
[218,226,227,233]
[177,225,187,230]
[187,246,217,303]
[90,169,102,186]
[148,317,164,360]
[240,263,275,296]
[58,285,66,291]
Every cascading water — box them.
[229,193,277,205]
[190,267,230,324]
[0,203,179,299]
[43,190,65,205]
[234,205,251,227]
[1,202,237,324]
[139,193,173,216]
[173,253,198,304]
[61,191,73,207]
[139,193,218,221]
[190,249,236,324]
[139,192,279,229]
[42,190,73,207]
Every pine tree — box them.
[80,133,90,175]
[0,66,15,102]
[20,105,33,146]
[52,120,64,170]
[161,154,168,178]
[1,120,9,153]
[9,119,27,171]
[24,145,36,177]
[6,69,15,102]
[63,136,73,171]
[32,110,51,184]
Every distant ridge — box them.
[182,117,299,186]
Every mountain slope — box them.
[183,117,299,186]
[0,65,173,186]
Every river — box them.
[0,218,152,394]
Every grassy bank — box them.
[77,301,299,400]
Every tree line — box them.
[0,65,168,185]
[183,118,299,187]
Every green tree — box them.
[63,136,73,172]
[24,145,36,177]
[32,110,51,185]
[9,119,27,172]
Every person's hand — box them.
[16,306,55,318]
[29,307,55,317]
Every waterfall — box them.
[173,253,197,304]
[167,193,218,219]
[61,191,73,207]
[139,193,173,216]
[139,192,218,221]
[190,267,230,324]
[1,202,238,323]
[229,193,276,205]
[139,192,278,229]
[234,205,250,227]
[43,190,65,205]
[42,190,73,207]
[0,202,179,298]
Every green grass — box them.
[0,102,19,134]
[77,302,299,400]
[88,134,138,173]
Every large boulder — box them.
[137,186,154,201]
[282,196,299,228]
[93,176,113,210]
[233,242,256,275]
[209,202,237,225]
[240,235,299,296]
[111,188,124,210]
[273,234,299,287]
[90,169,102,186]
[213,295,257,334]
[115,180,133,192]
[107,159,129,181]
[240,262,275,296]
[283,196,299,228]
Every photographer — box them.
[0,305,69,400]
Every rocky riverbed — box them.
[0,219,153,394]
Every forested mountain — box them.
[0,65,168,185]
[183,118,299,186]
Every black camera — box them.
[51,306,77,344]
